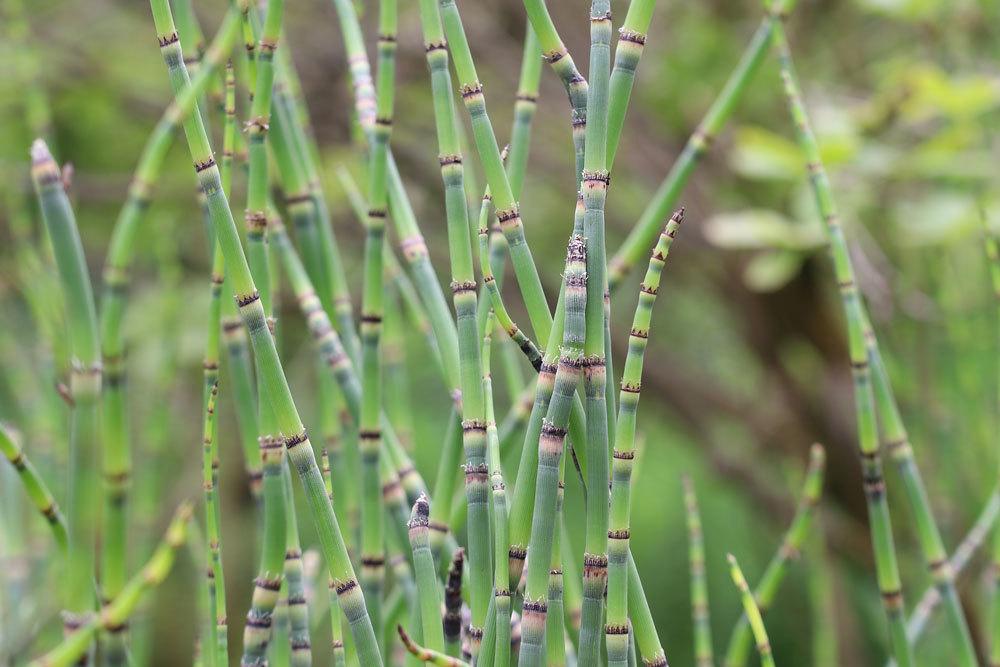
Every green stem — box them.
[0,423,68,551]
[321,449,347,666]
[579,0,613,660]
[31,139,101,655]
[683,477,712,667]
[727,554,775,667]
[723,444,825,667]
[606,0,657,169]
[398,626,469,666]
[283,466,313,667]
[146,2,381,662]
[29,505,193,667]
[409,495,444,652]
[606,211,683,665]
[770,20,913,666]
[607,4,793,291]
[518,237,587,667]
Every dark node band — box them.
[375,116,393,127]
[620,381,641,394]
[284,431,308,448]
[461,420,487,432]
[361,556,386,567]
[157,32,180,47]
[358,429,381,440]
[522,599,548,613]
[336,579,358,594]
[539,362,557,375]
[516,92,538,103]
[460,82,484,99]
[291,639,311,650]
[450,280,477,294]
[367,207,387,218]
[236,290,260,307]
[640,283,659,295]
[584,553,609,567]
[439,153,462,166]
[425,40,447,52]
[582,170,611,185]
[377,33,397,43]
[194,157,216,172]
[591,10,612,22]
[608,528,630,540]
[613,449,636,461]
[540,422,567,438]
[543,49,566,64]
[284,192,312,205]
[360,314,383,324]
[605,623,629,635]
[245,615,272,629]
[254,576,282,591]
[618,29,647,45]
[509,545,527,560]
[496,207,520,223]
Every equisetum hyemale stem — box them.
[768,19,914,667]
[608,1,798,290]
[358,0,398,642]
[398,625,469,667]
[518,236,587,667]
[683,477,713,667]
[519,0,589,179]
[579,0,614,660]
[482,320,511,665]
[723,443,825,667]
[408,495,444,653]
[606,0,657,169]
[988,225,1000,667]
[606,210,683,665]
[320,449,347,666]
[146,1,382,663]
[201,384,229,667]
[31,139,101,656]
[28,503,194,667]
[727,554,775,667]
[0,423,68,551]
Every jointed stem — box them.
[146,1,380,662]
[0,423,68,551]
[683,477,713,667]
[723,444,825,667]
[727,554,775,667]
[769,21,913,666]
[606,211,683,665]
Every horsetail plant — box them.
[683,476,713,667]
[987,225,1000,667]
[723,443,825,667]
[482,320,511,666]
[357,0,398,640]
[579,0,615,660]
[200,383,228,667]
[397,626,469,667]
[606,210,683,665]
[146,2,382,663]
[283,466,313,666]
[320,448,347,666]
[27,503,194,667]
[518,236,587,667]
[768,20,913,666]
[407,495,444,653]
[608,0,798,289]
[0,423,68,552]
[606,0,657,169]
[727,554,775,667]
[31,139,101,657]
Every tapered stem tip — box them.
[30,138,53,164]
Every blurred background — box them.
[1,0,999,664]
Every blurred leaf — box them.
[730,126,802,181]
[704,209,825,251]
[899,64,1000,123]
[743,250,805,292]
[853,0,949,20]
[892,192,979,245]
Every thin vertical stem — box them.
[727,554,775,667]
[606,211,683,665]
[519,237,587,667]
[723,443,825,667]
[579,0,614,659]
[683,477,712,667]
[987,225,1000,667]
[31,139,101,658]
[0,423,68,551]
[770,21,913,666]
[409,495,445,652]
